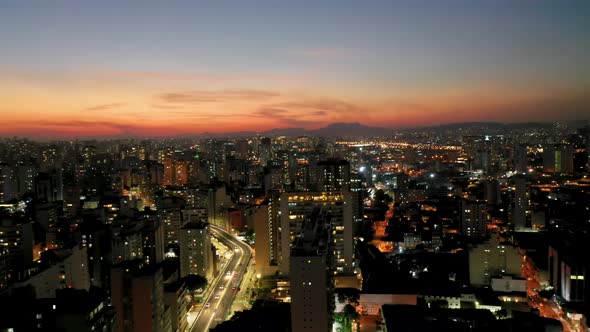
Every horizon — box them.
[1,0,589,138]
[1,120,587,141]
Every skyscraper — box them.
[280,191,353,275]
[179,222,212,279]
[111,261,168,332]
[461,199,489,239]
[512,175,528,230]
[290,208,333,332]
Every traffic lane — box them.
[192,256,240,332]
[191,234,243,331]
[192,227,250,331]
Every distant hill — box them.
[310,122,394,137]
[201,122,394,138]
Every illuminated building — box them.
[158,208,182,248]
[179,222,213,279]
[15,245,90,298]
[512,175,528,230]
[461,199,489,239]
[280,191,353,275]
[543,144,574,174]
[110,261,168,332]
[290,208,333,332]
[513,143,528,174]
[254,197,280,278]
[468,236,521,287]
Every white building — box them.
[468,235,522,287]
[180,222,212,279]
[15,245,90,298]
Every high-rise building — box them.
[17,164,37,196]
[259,137,272,165]
[111,261,168,332]
[164,281,191,332]
[158,208,182,248]
[468,236,521,287]
[0,164,18,202]
[314,159,351,192]
[254,200,279,278]
[543,144,574,174]
[14,245,90,298]
[236,139,249,160]
[290,208,333,332]
[179,222,212,279]
[280,191,353,275]
[182,208,208,225]
[461,199,489,239]
[512,175,528,230]
[513,143,528,174]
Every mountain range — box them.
[199,120,588,138]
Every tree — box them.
[334,304,360,332]
[182,274,208,293]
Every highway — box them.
[190,225,252,332]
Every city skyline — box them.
[1,0,589,138]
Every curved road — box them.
[190,225,252,332]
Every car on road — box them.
[232,286,237,291]
[219,285,224,290]
[205,303,210,308]
[214,294,220,300]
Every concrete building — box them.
[543,144,574,174]
[461,199,489,239]
[110,261,169,332]
[512,175,528,230]
[549,244,587,303]
[15,245,90,299]
[158,208,182,248]
[513,144,528,174]
[313,159,351,192]
[290,208,333,332]
[179,222,212,279]
[182,208,208,225]
[280,191,353,275]
[468,236,522,287]
[164,281,190,332]
[253,202,279,278]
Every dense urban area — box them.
[0,121,589,332]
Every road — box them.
[522,256,577,332]
[190,225,252,332]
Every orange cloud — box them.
[84,102,128,111]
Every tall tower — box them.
[290,208,333,332]
[512,175,528,230]
[513,144,527,174]
[280,192,352,275]
[179,222,212,279]
[461,199,489,238]
[111,262,167,332]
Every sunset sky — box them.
[1,0,589,138]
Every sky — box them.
[0,0,589,138]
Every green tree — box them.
[334,304,360,332]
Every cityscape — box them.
[1,1,590,332]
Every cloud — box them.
[252,98,361,127]
[94,70,306,83]
[84,102,127,111]
[157,89,280,106]
[267,99,361,115]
